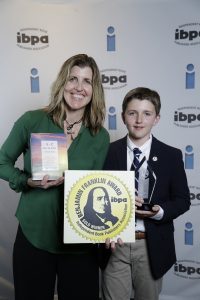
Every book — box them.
[30,133,68,180]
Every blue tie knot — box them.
[133,148,141,158]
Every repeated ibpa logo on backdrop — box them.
[174,23,200,46]
[174,107,200,128]
[30,68,40,93]
[185,63,195,89]
[184,222,193,245]
[189,185,200,206]
[106,26,116,51]
[173,63,199,126]
[101,69,127,90]
[108,106,117,130]
[104,26,127,131]
[185,145,194,170]
[17,28,49,50]
[174,260,200,279]
[175,219,198,278]
[173,222,200,280]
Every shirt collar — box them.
[127,134,152,158]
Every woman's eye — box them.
[85,79,92,85]
[69,77,76,82]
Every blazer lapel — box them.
[117,136,128,170]
[147,137,160,203]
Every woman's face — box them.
[64,65,93,113]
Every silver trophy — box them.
[136,158,157,211]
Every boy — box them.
[101,87,190,300]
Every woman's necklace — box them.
[65,117,82,134]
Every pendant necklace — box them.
[65,117,82,134]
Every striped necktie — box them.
[131,148,142,195]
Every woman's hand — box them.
[27,175,64,189]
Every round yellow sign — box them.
[65,172,133,242]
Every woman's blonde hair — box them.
[44,54,105,135]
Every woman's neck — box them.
[65,108,84,124]
[64,109,84,144]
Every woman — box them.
[0,54,110,300]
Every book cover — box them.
[30,133,68,180]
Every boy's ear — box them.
[154,114,160,125]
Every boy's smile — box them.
[122,99,160,146]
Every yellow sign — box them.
[64,171,135,243]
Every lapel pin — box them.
[152,156,158,161]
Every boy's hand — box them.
[105,237,124,252]
[135,196,160,217]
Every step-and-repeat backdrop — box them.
[0,0,199,299]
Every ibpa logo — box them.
[101,69,127,89]
[174,260,200,279]
[175,23,200,46]
[174,106,200,128]
[190,186,200,206]
[17,28,49,50]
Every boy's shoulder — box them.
[153,136,178,149]
[109,135,182,155]
[110,136,127,146]
[152,136,182,155]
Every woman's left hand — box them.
[27,175,64,189]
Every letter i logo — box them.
[108,106,117,130]
[185,145,194,169]
[186,64,195,89]
[107,26,116,51]
[185,222,193,245]
[30,68,40,93]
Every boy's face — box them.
[122,99,160,146]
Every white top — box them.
[127,134,164,232]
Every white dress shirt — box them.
[127,134,164,232]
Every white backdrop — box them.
[0,0,200,299]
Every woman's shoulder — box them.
[98,126,109,137]
[22,109,47,119]
[94,127,110,144]
[84,126,109,140]
[12,109,50,133]
[18,109,48,125]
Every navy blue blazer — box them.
[102,135,190,279]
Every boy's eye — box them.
[128,112,136,115]
[144,112,153,116]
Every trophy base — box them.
[140,203,154,211]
